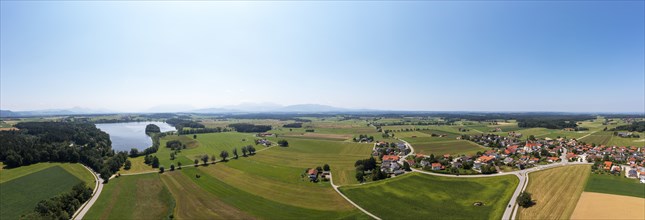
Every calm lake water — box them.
[95,121,176,151]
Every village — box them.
[359,133,645,183]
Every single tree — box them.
[323,164,330,171]
[193,134,197,139]
[170,164,175,171]
[355,171,364,182]
[177,161,182,169]
[124,160,132,170]
[129,148,139,157]
[241,146,248,156]
[316,166,323,173]
[211,154,216,163]
[170,152,175,160]
[194,159,199,167]
[403,161,411,171]
[517,192,533,208]
[232,148,239,159]
[220,150,229,161]
[152,156,160,168]
[201,155,209,165]
[159,166,165,173]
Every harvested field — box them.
[570,192,645,220]
[517,165,591,219]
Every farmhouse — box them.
[603,161,613,171]
[431,163,444,170]
[307,168,318,181]
[474,155,494,170]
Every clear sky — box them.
[1,1,643,112]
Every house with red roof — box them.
[431,163,444,171]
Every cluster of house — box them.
[411,140,568,173]
[255,139,272,147]
[459,133,520,148]
[567,144,643,164]
[373,141,410,157]
[600,161,645,183]
[381,155,405,175]
[373,141,411,176]
[305,168,330,182]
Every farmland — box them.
[570,192,645,220]
[172,168,368,219]
[84,173,175,219]
[584,173,645,198]
[0,165,84,219]
[517,165,591,220]
[412,140,487,156]
[339,172,518,220]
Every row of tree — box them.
[282,123,302,128]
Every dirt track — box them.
[570,192,645,220]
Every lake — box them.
[95,121,176,152]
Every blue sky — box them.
[1,1,643,112]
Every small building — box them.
[603,161,613,170]
[307,168,318,181]
[431,163,444,170]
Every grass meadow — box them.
[517,165,591,220]
[584,173,645,198]
[84,173,175,220]
[339,172,518,220]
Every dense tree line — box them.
[145,124,160,133]
[228,123,272,133]
[21,182,92,220]
[166,118,205,130]
[517,119,580,129]
[613,121,645,132]
[282,123,303,128]
[177,127,229,135]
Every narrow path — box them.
[72,165,104,220]
[329,173,382,220]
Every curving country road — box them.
[72,165,104,220]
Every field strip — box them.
[330,173,381,220]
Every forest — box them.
[0,122,126,180]
[228,123,272,132]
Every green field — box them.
[580,131,644,147]
[413,140,487,156]
[0,166,83,219]
[340,172,518,220]
[114,135,372,219]
[84,173,175,220]
[170,168,368,219]
[584,173,645,198]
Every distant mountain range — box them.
[190,104,365,113]
[0,104,377,117]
